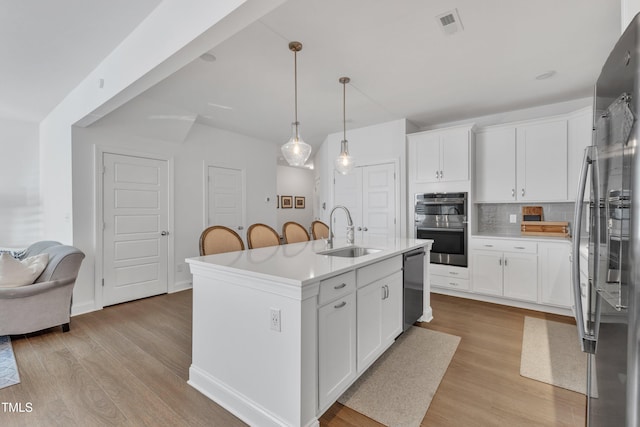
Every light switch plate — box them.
[509,214,517,223]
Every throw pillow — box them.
[0,252,49,288]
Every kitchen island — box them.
[186,237,432,427]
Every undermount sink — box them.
[319,246,382,258]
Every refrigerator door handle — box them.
[572,145,597,354]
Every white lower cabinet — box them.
[317,255,403,412]
[318,292,356,410]
[538,242,572,308]
[356,271,402,371]
[467,237,573,310]
[471,238,538,303]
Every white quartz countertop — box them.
[472,232,571,243]
[186,237,432,286]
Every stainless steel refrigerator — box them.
[573,13,640,427]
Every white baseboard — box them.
[71,301,98,317]
[188,365,313,427]
[170,280,192,293]
[418,306,434,322]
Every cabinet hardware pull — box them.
[449,282,458,286]
[334,301,347,309]
[440,170,444,179]
[334,283,347,290]
[485,244,493,247]
[521,188,525,197]
[449,271,458,275]
[504,258,508,266]
[357,226,362,231]
[385,285,389,299]
[512,188,515,198]
[499,258,502,266]
[362,227,368,232]
[514,246,526,250]
[435,170,439,179]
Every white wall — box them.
[72,121,278,314]
[318,119,410,237]
[0,118,41,248]
[276,166,315,234]
[40,0,285,245]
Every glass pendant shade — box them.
[282,41,311,167]
[335,139,354,174]
[335,76,355,174]
[281,121,312,167]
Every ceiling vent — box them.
[436,9,463,35]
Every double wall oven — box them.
[415,192,468,267]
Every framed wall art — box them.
[281,195,293,209]
[295,196,305,209]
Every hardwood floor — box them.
[0,291,586,426]
[321,293,586,427]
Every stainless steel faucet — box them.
[327,205,354,248]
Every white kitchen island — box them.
[186,237,432,427]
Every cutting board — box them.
[521,221,569,237]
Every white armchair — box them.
[0,241,85,335]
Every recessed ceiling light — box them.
[535,70,556,80]
[200,52,216,62]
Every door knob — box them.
[362,227,368,232]
[357,227,362,231]
[238,226,244,230]
[161,231,169,236]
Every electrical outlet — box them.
[270,308,281,332]
[509,214,517,224]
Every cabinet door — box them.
[318,292,356,409]
[357,281,384,371]
[516,120,568,201]
[362,163,396,239]
[568,109,593,202]
[471,250,503,296]
[440,127,469,182]
[412,133,441,183]
[539,243,572,307]
[475,127,517,202]
[503,252,538,302]
[381,272,403,343]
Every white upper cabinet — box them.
[475,117,568,202]
[516,118,568,201]
[567,108,593,201]
[408,126,472,184]
[475,127,517,202]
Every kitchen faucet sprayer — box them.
[327,205,354,248]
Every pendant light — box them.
[335,76,355,174]
[281,41,312,167]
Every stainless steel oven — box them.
[415,192,467,267]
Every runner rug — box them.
[338,326,460,427]
[520,316,588,395]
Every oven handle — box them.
[417,227,465,232]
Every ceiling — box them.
[4,1,622,159]
[0,0,162,122]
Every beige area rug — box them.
[520,316,589,395]
[338,326,460,427]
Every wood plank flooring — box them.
[0,291,586,427]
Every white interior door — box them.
[333,163,396,241]
[333,168,362,237]
[103,153,169,306]
[207,166,245,240]
[361,163,396,239]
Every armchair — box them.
[0,241,85,335]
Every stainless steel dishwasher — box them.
[403,248,425,331]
